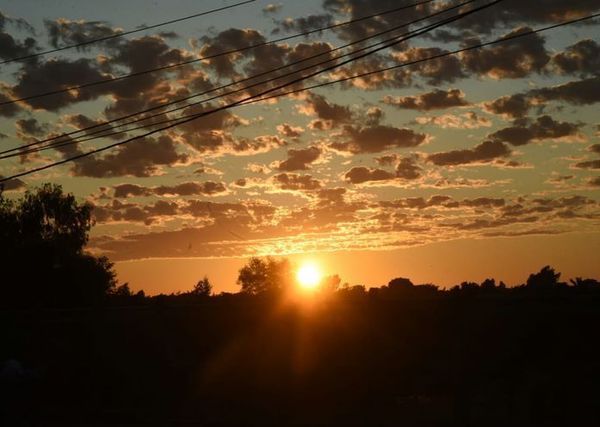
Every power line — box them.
[0,0,256,65]
[0,0,475,157]
[0,0,502,183]
[0,0,436,107]
[243,13,600,104]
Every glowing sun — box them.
[296,262,322,290]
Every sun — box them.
[296,262,322,290]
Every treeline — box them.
[1,184,599,310]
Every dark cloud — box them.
[72,135,187,177]
[273,173,322,191]
[15,118,48,137]
[0,11,37,60]
[460,27,550,79]
[344,166,395,184]
[383,89,469,111]
[484,76,600,120]
[574,160,600,170]
[395,157,422,180]
[529,76,600,106]
[428,140,511,166]
[10,58,112,111]
[446,0,600,33]
[489,115,581,146]
[44,18,121,49]
[276,123,304,138]
[483,93,533,119]
[114,181,227,197]
[277,146,321,171]
[198,28,266,78]
[396,47,466,85]
[375,154,397,166]
[0,176,25,191]
[154,181,227,196]
[552,39,600,77]
[331,125,427,154]
[113,184,151,198]
[589,144,600,154]
[301,92,352,128]
[0,92,22,117]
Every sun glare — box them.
[296,262,322,290]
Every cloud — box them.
[489,115,581,146]
[0,92,22,117]
[299,93,352,128]
[0,176,25,191]
[428,140,511,166]
[395,157,422,180]
[72,135,188,177]
[344,167,395,184]
[415,112,491,129]
[460,27,550,79]
[15,118,48,137]
[274,14,333,33]
[0,11,37,60]
[277,146,321,171]
[331,125,427,154]
[393,47,466,85]
[483,93,533,119]
[383,89,469,111]
[114,181,227,198]
[484,76,600,120]
[345,157,421,184]
[574,160,600,169]
[276,123,304,138]
[272,173,322,191]
[262,3,282,15]
[551,39,600,77]
[197,28,267,78]
[529,76,600,106]
[44,18,122,49]
[9,58,112,111]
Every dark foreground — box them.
[2,291,599,426]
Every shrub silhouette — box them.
[0,183,116,307]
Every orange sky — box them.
[115,231,600,294]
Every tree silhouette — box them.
[191,276,213,297]
[526,265,563,289]
[0,183,117,307]
[237,257,292,295]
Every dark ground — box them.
[1,291,599,426]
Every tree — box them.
[191,276,213,297]
[388,277,414,289]
[237,257,292,295]
[0,184,117,307]
[526,266,562,289]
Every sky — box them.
[0,0,599,294]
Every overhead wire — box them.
[0,0,478,158]
[0,0,503,182]
[0,0,256,65]
[0,0,435,107]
